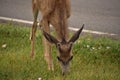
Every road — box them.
[0,0,120,35]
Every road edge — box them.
[0,16,119,39]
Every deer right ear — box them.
[43,30,59,44]
[69,24,84,43]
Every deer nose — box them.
[57,56,69,65]
[62,72,65,75]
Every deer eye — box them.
[68,56,73,62]
[57,43,61,47]
[57,56,63,62]
[69,42,73,46]
[57,56,59,60]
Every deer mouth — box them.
[57,56,73,75]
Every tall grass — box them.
[0,23,120,80]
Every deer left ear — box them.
[69,24,84,43]
[43,30,59,44]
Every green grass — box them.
[0,23,120,80]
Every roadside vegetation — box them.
[0,23,120,80]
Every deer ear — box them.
[43,31,59,44]
[69,24,84,43]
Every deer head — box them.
[43,24,84,75]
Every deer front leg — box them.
[41,18,54,71]
[30,3,38,58]
[30,21,37,58]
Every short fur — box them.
[30,0,84,74]
[31,0,71,69]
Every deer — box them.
[30,0,84,75]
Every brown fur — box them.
[31,0,84,75]
[30,0,71,70]
[34,0,71,40]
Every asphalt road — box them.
[0,0,120,35]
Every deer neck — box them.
[56,1,69,42]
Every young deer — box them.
[30,0,84,75]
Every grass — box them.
[0,23,120,80]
